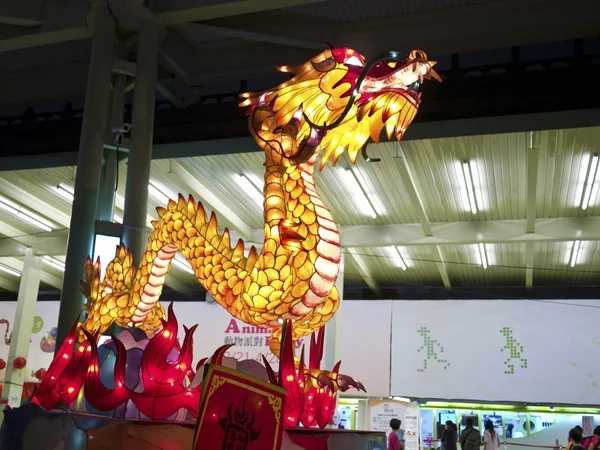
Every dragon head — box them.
[240,47,440,169]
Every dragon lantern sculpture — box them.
[76,47,440,390]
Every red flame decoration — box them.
[33,306,363,426]
[33,304,232,420]
[279,320,351,429]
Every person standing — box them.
[483,420,500,450]
[389,418,403,450]
[582,426,600,450]
[442,421,458,450]
[460,418,481,450]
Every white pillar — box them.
[358,398,369,430]
[324,252,344,369]
[3,248,42,408]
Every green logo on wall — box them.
[31,316,44,334]
[417,327,450,372]
[500,327,528,374]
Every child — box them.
[389,418,404,450]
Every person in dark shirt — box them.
[442,421,457,450]
[460,418,481,450]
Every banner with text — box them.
[370,399,407,434]
[391,300,600,404]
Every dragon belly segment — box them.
[79,46,439,387]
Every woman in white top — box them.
[483,420,501,450]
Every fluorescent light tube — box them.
[581,154,599,210]
[570,240,581,267]
[172,255,194,274]
[478,243,488,269]
[341,168,377,219]
[56,183,74,202]
[0,195,54,232]
[461,161,478,214]
[237,173,264,206]
[0,264,20,277]
[42,255,65,271]
[387,246,407,270]
[148,181,171,205]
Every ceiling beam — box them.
[433,246,452,290]
[0,26,89,52]
[8,215,600,257]
[526,132,539,233]
[392,144,449,289]
[341,216,600,248]
[393,145,432,236]
[347,248,379,294]
[167,160,254,240]
[179,23,324,50]
[0,274,18,292]
[158,0,326,26]
[0,16,44,27]
[0,257,63,290]
[525,242,534,290]
[0,178,71,227]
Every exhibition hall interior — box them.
[0,0,599,449]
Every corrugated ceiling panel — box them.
[0,126,598,292]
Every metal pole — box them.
[55,0,116,352]
[122,20,161,265]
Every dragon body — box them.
[80,46,438,387]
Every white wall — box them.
[390,300,600,405]
[2,299,600,406]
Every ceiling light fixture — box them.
[570,240,581,267]
[581,154,599,210]
[341,168,378,219]
[0,195,54,232]
[172,255,194,274]
[237,173,264,207]
[387,246,407,270]
[0,263,20,277]
[478,243,488,270]
[56,183,75,202]
[42,255,65,271]
[460,160,479,214]
[148,180,172,206]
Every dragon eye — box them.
[345,56,364,67]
